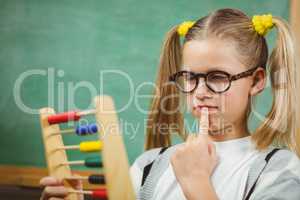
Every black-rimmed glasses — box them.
[169,67,258,93]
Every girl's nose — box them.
[194,78,212,99]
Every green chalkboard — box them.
[0,0,290,169]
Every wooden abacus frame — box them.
[39,95,135,200]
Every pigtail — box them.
[252,17,300,156]
[145,26,186,150]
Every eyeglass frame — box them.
[169,66,260,94]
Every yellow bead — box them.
[79,141,103,152]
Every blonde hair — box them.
[145,8,300,157]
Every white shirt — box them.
[130,136,260,200]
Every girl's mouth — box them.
[194,105,218,113]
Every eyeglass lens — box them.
[174,71,230,93]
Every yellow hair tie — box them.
[177,21,195,37]
[252,14,274,36]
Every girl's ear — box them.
[249,67,266,96]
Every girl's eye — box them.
[184,73,196,81]
[208,74,228,82]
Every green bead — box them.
[84,156,103,168]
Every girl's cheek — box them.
[218,92,229,113]
[186,95,193,112]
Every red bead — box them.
[92,189,107,199]
[47,111,80,124]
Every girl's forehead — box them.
[182,39,247,73]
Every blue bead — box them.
[88,124,98,133]
[75,124,98,136]
[75,126,80,135]
[76,125,88,135]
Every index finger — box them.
[198,107,209,136]
[40,176,63,187]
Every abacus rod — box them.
[60,160,84,166]
[50,128,74,136]
[65,176,88,181]
[68,189,92,195]
[77,109,96,116]
[57,145,79,150]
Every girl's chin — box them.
[208,124,233,136]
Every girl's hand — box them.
[171,107,219,199]
[40,176,84,200]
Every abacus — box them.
[39,95,135,200]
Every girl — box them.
[40,8,300,200]
[130,8,300,200]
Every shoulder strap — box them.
[141,147,169,187]
[244,148,281,200]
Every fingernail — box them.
[201,107,208,113]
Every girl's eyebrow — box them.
[207,67,229,72]
[184,65,232,73]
